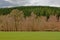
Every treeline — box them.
[0,9,60,31]
[0,6,60,21]
[0,6,60,16]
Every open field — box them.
[0,32,60,40]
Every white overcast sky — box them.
[0,0,60,8]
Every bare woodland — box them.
[0,9,60,31]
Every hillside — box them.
[0,6,60,31]
[0,6,60,16]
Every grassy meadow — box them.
[0,32,60,40]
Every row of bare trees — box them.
[0,9,60,31]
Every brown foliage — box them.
[0,9,60,31]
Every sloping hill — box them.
[0,6,60,31]
[0,6,60,16]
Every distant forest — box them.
[0,6,60,21]
[0,6,60,15]
[0,6,60,31]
